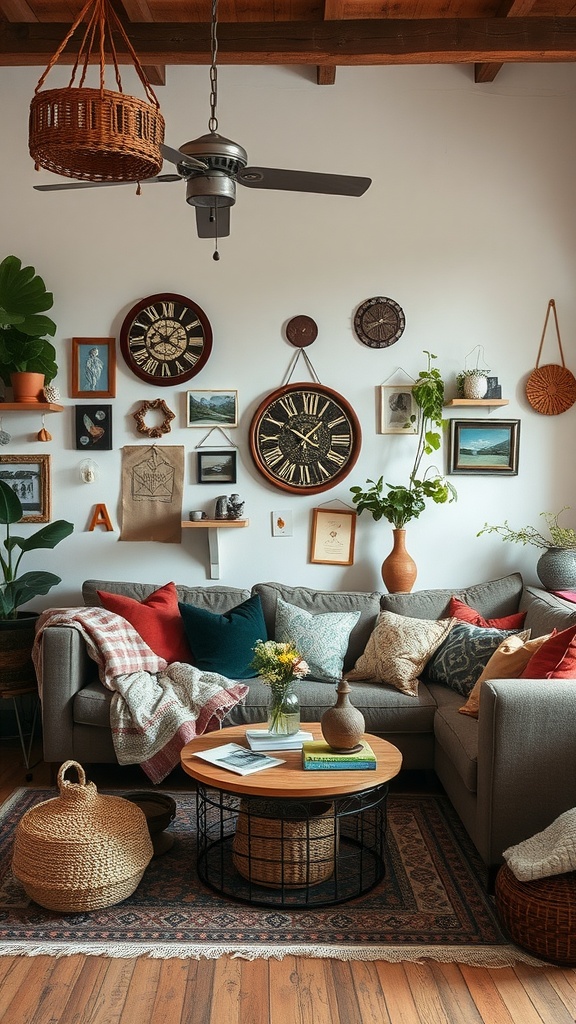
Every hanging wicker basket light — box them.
[29,0,164,183]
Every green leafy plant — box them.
[0,479,74,619]
[478,507,576,550]
[0,255,58,387]
[350,352,457,529]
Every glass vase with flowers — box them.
[251,639,310,735]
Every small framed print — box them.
[71,338,116,399]
[310,507,356,566]
[187,390,238,427]
[197,450,237,484]
[0,454,51,523]
[379,385,419,434]
[448,419,520,475]
[75,404,113,450]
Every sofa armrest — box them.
[476,678,576,865]
[39,625,97,763]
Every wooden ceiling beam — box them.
[320,0,346,85]
[116,0,166,86]
[474,0,540,82]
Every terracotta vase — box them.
[321,678,365,753]
[10,372,45,403]
[381,528,417,593]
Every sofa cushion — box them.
[520,623,576,678]
[448,596,527,631]
[426,622,530,697]
[274,597,360,682]
[251,582,381,672]
[380,572,524,622]
[345,611,456,696]
[429,682,479,793]
[96,582,191,664]
[520,586,576,638]
[179,594,267,680]
[84,579,250,614]
[74,681,112,729]
[459,632,553,718]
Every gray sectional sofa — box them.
[38,573,576,877]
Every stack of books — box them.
[302,739,377,771]
[245,728,314,751]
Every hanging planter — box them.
[29,0,164,183]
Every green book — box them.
[302,739,376,763]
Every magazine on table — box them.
[245,728,314,751]
[192,742,285,776]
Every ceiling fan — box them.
[33,0,371,259]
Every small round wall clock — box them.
[353,296,405,348]
[249,382,362,495]
[285,315,318,348]
[120,292,212,385]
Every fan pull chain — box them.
[208,0,219,133]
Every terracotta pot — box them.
[381,529,417,593]
[10,372,45,403]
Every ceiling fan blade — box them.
[237,167,371,197]
[33,174,181,192]
[195,206,231,239]
[161,144,208,172]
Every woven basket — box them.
[526,299,576,416]
[232,799,336,888]
[12,761,153,912]
[495,863,576,966]
[0,615,38,694]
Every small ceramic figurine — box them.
[227,493,245,519]
[214,495,229,520]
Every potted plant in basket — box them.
[0,255,58,401]
[478,507,576,590]
[350,351,456,593]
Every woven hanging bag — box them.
[12,761,153,912]
[525,299,576,416]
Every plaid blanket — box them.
[33,607,248,784]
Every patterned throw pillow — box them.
[346,611,457,696]
[274,597,360,682]
[427,622,531,697]
[459,632,552,718]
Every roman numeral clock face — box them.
[249,384,362,494]
[120,293,212,385]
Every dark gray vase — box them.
[536,547,576,590]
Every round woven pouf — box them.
[495,863,576,966]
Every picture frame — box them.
[75,404,113,451]
[187,390,238,427]
[71,338,116,399]
[379,385,419,434]
[197,450,237,484]
[448,419,520,475]
[0,454,51,523]
[310,507,356,566]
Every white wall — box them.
[2,61,576,607]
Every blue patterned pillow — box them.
[426,621,531,697]
[275,597,360,682]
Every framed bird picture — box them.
[75,405,113,451]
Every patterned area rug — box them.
[0,788,539,964]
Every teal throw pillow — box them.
[426,621,531,697]
[178,594,267,680]
[275,597,360,682]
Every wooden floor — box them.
[0,738,575,1024]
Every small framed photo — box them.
[197,450,237,484]
[448,419,520,475]
[75,404,113,450]
[71,338,116,399]
[0,454,51,523]
[187,390,238,427]
[379,385,419,434]
[310,508,356,566]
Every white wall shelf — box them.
[181,519,249,579]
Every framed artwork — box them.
[379,385,419,434]
[71,338,116,398]
[197,450,237,484]
[75,404,113,451]
[187,390,238,427]
[448,419,520,475]
[310,507,356,566]
[0,454,51,523]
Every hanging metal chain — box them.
[208,0,219,132]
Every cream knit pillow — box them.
[504,808,576,880]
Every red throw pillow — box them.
[520,623,576,678]
[448,597,526,631]
[97,582,191,664]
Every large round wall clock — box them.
[249,382,362,494]
[120,292,212,385]
[353,296,405,348]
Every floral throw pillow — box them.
[426,621,531,697]
[274,597,360,682]
[345,611,457,696]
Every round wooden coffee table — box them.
[181,723,402,908]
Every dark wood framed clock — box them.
[120,293,212,385]
[249,382,362,494]
[353,296,405,349]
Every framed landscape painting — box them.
[197,450,237,484]
[187,390,238,427]
[0,454,51,522]
[448,419,520,475]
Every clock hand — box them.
[289,427,320,448]
[300,423,322,443]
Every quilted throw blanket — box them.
[32,607,248,784]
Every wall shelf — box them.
[445,399,509,408]
[181,519,249,580]
[0,402,64,412]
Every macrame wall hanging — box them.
[525,299,576,416]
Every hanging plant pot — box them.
[463,371,488,400]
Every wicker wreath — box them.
[133,399,175,438]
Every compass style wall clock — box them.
[120,292,212,385]
[353,296,405,349]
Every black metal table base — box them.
[195,782,389,907]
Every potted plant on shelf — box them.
[478,508,576,591]
[0,479,73,691]
[0,255,58,402]
[350,351,456,593]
